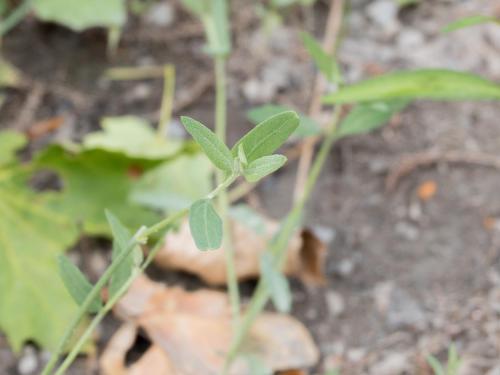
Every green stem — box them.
[42,173,238,375]
[214,55,241,327]
[157,65,175,139]
[52,237,170,375]
[224,107,343,369]
[0,0,33,36]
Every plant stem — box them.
[0,0,33,36]
[52,238,170,375]
[157,64,175,139]
[42,172,238,375]
[224,106,343,369]
[214,54,241,327]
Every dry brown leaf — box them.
[417,180,438,201]
[103,275,319,375]
[154,217,327,286]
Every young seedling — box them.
[41,111,298,375]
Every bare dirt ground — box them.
[1,0,500,374]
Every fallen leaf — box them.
[417,180,438,201]
[27,116,66,140]
[154,216,326,285]
[103,276,319,375]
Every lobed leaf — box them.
[243,154,287,182]
[130,153,212,213]
[33,0,126,31]
[189,199,223,250]
[323,69,500,104]
[57,255,102,313]
[233,111,299,163]
[0,130,26,165]
[260,253,292,313]
[337,99,410,138]
[181,116,234,173]
[83,116,182,160]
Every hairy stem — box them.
[214,55,241,327]
[224,107,343,369]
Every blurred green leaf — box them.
[131,153,212,213]
[337,99,410,138]
[36,145,160,235]
[442,15,499,33]
[260,252,292,312]
[229,204,266,235]
[323,69,500,103]
[83,116,182,160]
[301,31,340,83]
[105,210,142,299]
[189,199,223,250]
[181,116,234,173]
[243,154,287,182]
[0,132,80,351]
[247,104,321,138]
[0,130,26,165]
[427,355,445,375]
[33,0,126,31]
[57,255,102,313]
[0,58,21,88]
[233,111,299,163]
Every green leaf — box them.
[0,135,80,351]
[337,99,410,138]
[427,355,445,375]
[260,252,292,313]
[301,32,340,83]
[180,0,210,15]
[36,145,160,235]
[130,153,212,212]
[446,344,462,375]
[33,0,127,31]
[233,111,299,163]
[229,204,266,235]
[57,255,102,313]
[83,116,182,160]
[442,15,500,33]
[0,59,22,88]
[181,116,234,173]
[247,105,321,138]
[0,130,26,165]
[237,144,248,166]
[323,69,500,103]
[189,199,223,250]
[105,210,142,298]
[243,154,287,182]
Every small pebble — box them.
[17,346,38,375]
[144,2,175,27]
[326,291,345,317]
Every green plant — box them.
[33,2,500,374]
[427,344,462,375]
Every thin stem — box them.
[43,173,238,375]
[157,65,175,139]
[224,106,343,369]
[53,235,171,375]
[214,55,241,327]
[0,0,33,36]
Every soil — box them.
[1,0,500,374]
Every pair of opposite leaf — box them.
[58,211,142,314]
[182,111,300,251]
